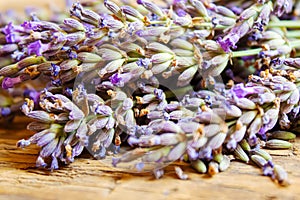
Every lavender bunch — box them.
[17,85,121,169]
[0,0,298,185]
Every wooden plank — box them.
[0,117,300,200]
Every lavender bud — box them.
[77,52,102,63]
[40,138,58,158]
[251,148,272,161]
[190,0,208,17]
[138,0,165,17]
[251,155,267,168]
[36,156,47,168]
[136,27,168,37]
[212,5,236,18]
[208,161,219,176]
[191,159,207,173]
[232,125,247,143]
[104,0,125,20]
[248,114,262,137]
[26,122,50,132]
[151,60,172,74]
[153,169,164,179]
[98,48,123,61]
[267,131,296,141]
[151,53,174,64]
[273,165,289,186]
[170,39,193,50]
[234,144,249,163]
[167,141,187,161]
[121,5,144,20]
[235,98,257,110]
[219,155,231,172]
[207,132,226,150]
[63,18,85,31]
[265,139,292,149]
[26,111,56,123]
[17,139,31,148]
[177,65,197,86]
[147,42,173,54]
[175,166,188,180]
[203,124,224,138]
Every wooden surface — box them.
[0,117,300,200]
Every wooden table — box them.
[0,117,300,200]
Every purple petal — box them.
[2,22,14,34]
[1,107,11,116]
[27,40,49,56]
[109,73,122,85]
[2,77,21,89]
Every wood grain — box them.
[0,117,300,200]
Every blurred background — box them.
[0,0,66,12]
[0,0,78,25]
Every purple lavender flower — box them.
[51,63,61,76]
[231,83,263,98]
[217,20,252,52]
[262,160,274,176]
[23,89,40,105]
[5,34,22,43]
[21,21,39,32]
[274,0,293,17]
[94,104,113,116]
[176,9,187,17]
[109,73,122,85]
[2,22,20,43]
[173,0,187,5]
[217,34,240,53]
[136,0,144,5]
[136,58,151,69]
[2,77,21,89]
[2,22,15,34]
[27,40,49,56]
[1,107,11,117]
[198,147,213,160]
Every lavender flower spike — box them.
[217,18,253,52]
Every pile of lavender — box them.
[1,0,300,185]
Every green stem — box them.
[226,120,237,127]
[231,40,300,58]
[286,30,300,38]
[268,21,300,28]
[126,58,139,62]
[231,48,262,58]
[289,40,300,48]
[194,23,227,29]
